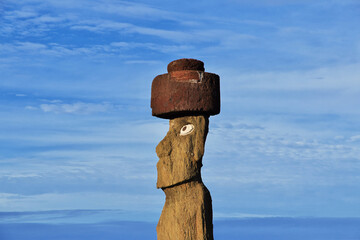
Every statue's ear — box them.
[193,116,209,161]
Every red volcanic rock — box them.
[151,58,220,119]
[167,58,205,72]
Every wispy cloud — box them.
[110,41,193,54]
[1,1,184,40]
[39,102,113,114]
[1,0,359,220]
[70,19,195,43]
[0,42,113,57]
[0,192,162,216]
[349,135,360,142]
[204,116,360,188]
[219,62,360,115]
[4,8,39,19]
[3,173,40,179]
[87,0,177,20]
[0,40,191,59]
[2,0,358,70]
[0,209,126,224]
[225,0,358,6]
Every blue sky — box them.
[1,0,360,226]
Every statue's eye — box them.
[180,124,194,136]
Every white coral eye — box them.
[180,124,194,136]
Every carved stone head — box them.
[156,115,209,189]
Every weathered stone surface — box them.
[152,59,219,240]
[156,115,213,240]
[157,180,213,240]
[151,59,220,119]
[167,58,205,72]
[156,115,208,189]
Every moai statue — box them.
[151,59,220,240]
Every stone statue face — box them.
[156,115,209,189]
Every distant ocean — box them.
[1,210,359,240]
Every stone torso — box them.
[157,180,213,240]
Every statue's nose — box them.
[156,134,172,158]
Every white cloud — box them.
[30,15,64,23]
[40,99,62,103]
[214,212,281,218]
[131,25,192,42]
[203,116,360,188]
[1,0,359,220]
[225,0,355,6]
[91,1,176,20]
[0,40,191,58]
[0,193,18,206]
[70,19,259,45]
[0,0,184,39]
[39,102,113,114]
[70,19,193,42]
[0,42,94,56]
[0,192,162,214]
[25,106,38,110]
[70,20,131,32]
[1,1,256,48]
[4,9,39,19]
[3,42,47,52]
[219,62,360,115]
[0,42,89,57]
[0,209,127,224]
[349,135,360,142]
[3,173,40,179]
[111,41,193,54]
[124,60,161,64]
[16,42,47,50]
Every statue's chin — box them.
[156,153,203,189]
